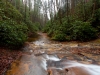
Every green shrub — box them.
[47,29,53,37]
[52,30,66,41]
[25,20,39,32]
[43,21,51,32]
[62,22,72,35]
[0,20,28,48]
[0,1,23,22]
[71,21,97,41]
[92,8,100,32]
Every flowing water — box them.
[6,33,100,75]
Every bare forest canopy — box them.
[8,0,89,25]
[7,0,100,27]
[0,0,100,48]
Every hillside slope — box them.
[0,1,28,48]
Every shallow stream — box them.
[6,33,100,75]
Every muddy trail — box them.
[6,33,100,75]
